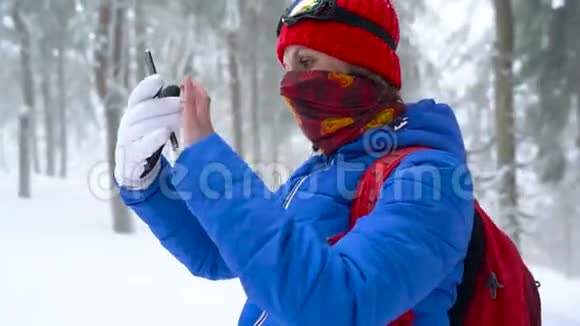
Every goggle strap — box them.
[276,5,398,52]
[331,7,397,51]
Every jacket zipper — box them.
[253,311,268,326]
[281,175,308,209]
[254,155,334,326]
[254,175,308,326]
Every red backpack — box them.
[329,147,542,326]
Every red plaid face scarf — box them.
[280,70,406,155]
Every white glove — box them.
[114,74,182,190]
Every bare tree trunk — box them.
[247,7,262,163]
[491,0,520,248]
[227,32,244,157]
[271,110,282,188]
[40,37,56,177]
[123,45,131,90]
[574,96,580,277]
[105,91,133,233]
[134,0,146,84]
[17,18,40,176]
[57,40,68,178]
[18,115,31,198]
[94,0,111,100]
[95,0,133,234]
[109,0,134,234]
[122,8,131,89]
[572,17,580,276]
[547,1,579,277]
[0,127,7,172]
[50,0,71,179]
[577,98,580,150]
[172,30,195,78]
[30,117,41,174]
[249,60,261,162]
[574,2,580,152]
[12,4,33,198]
[111,3,126,91]
[563,194,577,276]
[535,8,568,183]
[181,52,195,77]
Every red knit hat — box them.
[276,0,401,89]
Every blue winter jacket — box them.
[119,99,474,326]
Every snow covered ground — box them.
[1,169,579,325]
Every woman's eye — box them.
[299,57,314,69]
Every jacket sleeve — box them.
[173,134,473,325]
[118,157,234,281]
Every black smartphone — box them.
[144,49,179,151]
[145,50,158,75]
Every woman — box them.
[114,0,473,325]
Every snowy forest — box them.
[0,0,579,325]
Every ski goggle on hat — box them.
[276,0,397,51]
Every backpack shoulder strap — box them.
[327,146,426,245]
[349,146,428,226]
[343,146,486,326]
[448,206,485,325]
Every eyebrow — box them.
[297,48,314,57]
[293,48,303,60]
[283,48,296,61]
[284,48,300,68]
